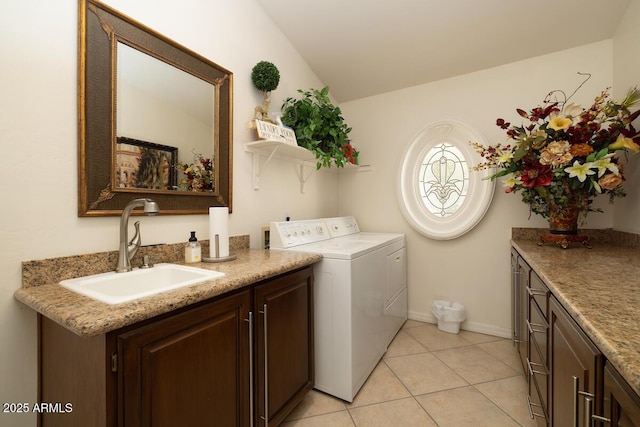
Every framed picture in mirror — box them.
[115,137,178,191]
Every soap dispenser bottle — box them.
[185,231,201,263]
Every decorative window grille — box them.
[418,143,469,217]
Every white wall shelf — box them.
[244,139,371,193]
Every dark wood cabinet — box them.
[118,290,252,427]
[254,267,314,426]
[528,290,549,425]
[514,249,550,425]
[549,295,603,427]
[513,246,640,426]
[603,363,640,426]
[527,270,550,425]
[513,251,531,375]
[38,266,314,427]
[510,248,520,347]
[39,315,114,427]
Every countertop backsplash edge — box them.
[21,235,251,288]
[512,227,640,247]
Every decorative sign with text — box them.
[255,120,297,146]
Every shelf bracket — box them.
[250,145,280,190]
[295,162,316,194]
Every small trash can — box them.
[432,300,466,334]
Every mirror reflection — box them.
[79,0,233,216]
[115,42,215,192]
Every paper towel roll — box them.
[209,207,229,258]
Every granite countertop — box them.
[14,248,322,337]
[511,238,640,396]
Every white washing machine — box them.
[270,216,407,402]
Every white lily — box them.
[592,154,619,177]
[563,102,584,118]
[564,160,595,182]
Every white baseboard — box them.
[408,310,511,339]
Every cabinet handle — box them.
[512,269,518,345]
[526,395,545,419]
[260,304,269,426]
[245,312,254,427]
[586,392,611,425]
[526,358,548,377]
[526,286,547,297]
[585,397,593,427]
[526,319,547,335]
[573,376,580,427]
[584,397,611,427]
[591,413,611,425]
[573,376,598,427]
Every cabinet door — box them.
[527,271,550,424]
[517,255,531,375]
[118,290,252,427]
[549,296,603,427]
[528,299,549,424]
[511,248,519,345]
[254,267,314,426]
[603,363,640,426]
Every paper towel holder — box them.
[203,234,237,263]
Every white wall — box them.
[339,41,617,337]
[613,0,640,233]
[0,1,336,425]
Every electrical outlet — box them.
[261,226,270,249]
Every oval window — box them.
[397,120,495,240]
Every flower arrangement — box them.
[471,85,640,224]
[176,152,214,192]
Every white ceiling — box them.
[255,0,631,103]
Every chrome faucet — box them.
[116,198,160,273]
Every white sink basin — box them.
[59,263,225,304]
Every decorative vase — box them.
[540,202,590,248]
[548,203,579,235]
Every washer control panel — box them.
[270,216,361,249]
[270,219,331,249]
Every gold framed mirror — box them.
[78,0,233,216]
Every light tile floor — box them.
[282,320,537,426]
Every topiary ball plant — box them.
[251,61,280,93]
[251,61,280,123]
[281,86,353,169]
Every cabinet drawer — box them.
[528,271,548,319]
[528,335,549,418]
[528,375,549,426]
[529,299,548,366]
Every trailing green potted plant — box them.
[281,86,357,169]
[251,60,280,123]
